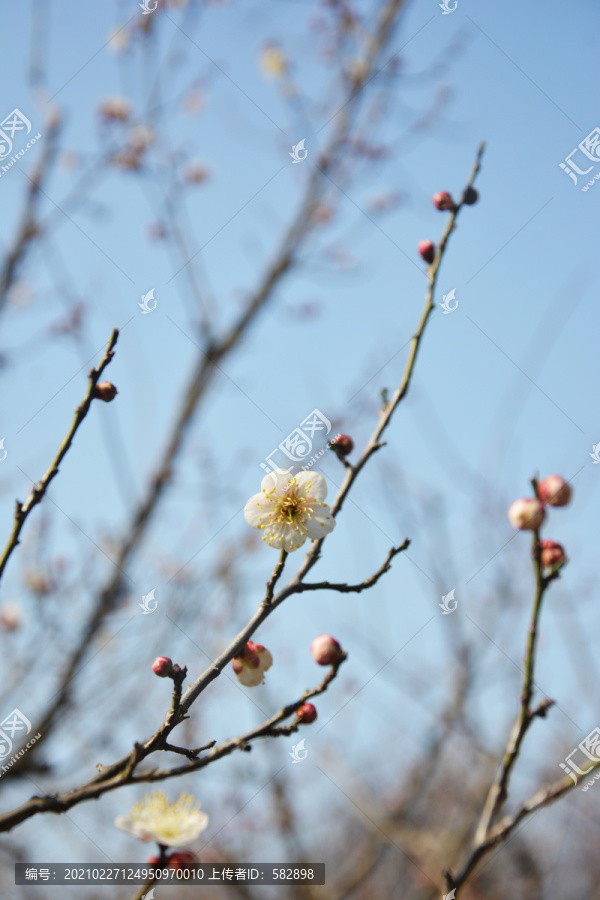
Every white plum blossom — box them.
[115,791,208,846]
[244,469,335,551]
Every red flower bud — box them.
[168,852,196,869]
[296,702,317,724]
[432,191,454,211]
[333,434,354,456]
[311,634,344,666]
[152,656,174,677]
[94,381,118,402]
[463,186,478,205]
[538,539,567,570]
[507,498,545,531]
[418,240,436,264]
[538,475,572,507]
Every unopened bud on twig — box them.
[333,434,354,456]
[296,702,317,724]
[418,240,436,264]
[432,191,455,211]
[538,475,572,507]
[538,539,567,570]
[508,498,545,531]
[152,656,174,678]
[94,381,118,402]
[311,634,344,666]
[463,186,478,205]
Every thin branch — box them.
[444,477,567,895]
[292,540,410,594]
[0,328,119,582]
[264,549,288,605]
[0,654,346,832]
[0,113,62,317]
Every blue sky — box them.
[0,0,599,889]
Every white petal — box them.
[236,666,265,687]
[265,521,308,552]
[257,648,273,671]
[295,470,328,501]
[304,508,336,541]
[173,812,210,844]
[244,493,275,529]
[260,468,293,493]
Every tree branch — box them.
[0,327,119,582]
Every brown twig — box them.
[0,654,346,832]
[292,541,410,594]
[0,112,62,316]
[443,477,566,896]
[0,328,119,582]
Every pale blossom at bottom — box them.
[244,469,336,551]
[115,791,208,846]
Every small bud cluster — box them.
[419,186,479,264]
[508,475,572,574]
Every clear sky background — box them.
[0,0,598,893]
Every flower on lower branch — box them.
[232,640,273,687]
[115,791,209,846]
[244,469,335,551]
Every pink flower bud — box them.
[311,634,343,666]
[507,498,545,531]
[94,381,118,402]
[538,475,572,507]
[538,539,567,569]
[152,656,173,677]
[463,186,478,205]
[296,702,317,724]
[432,191,454,211]
[333,434,354,456]
[418,240,436,264]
